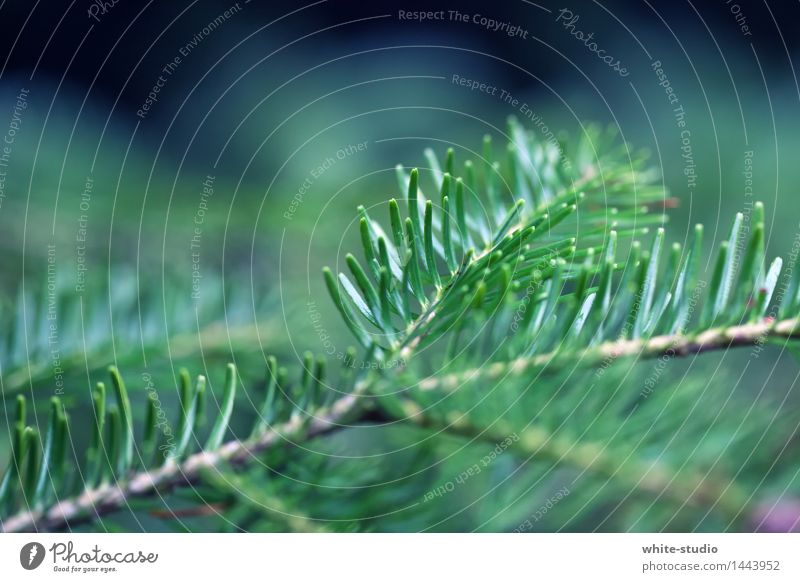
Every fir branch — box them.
[416,317,800,393]
[325,120,663,358]
[0,385,365,533]
[3,120,800,533]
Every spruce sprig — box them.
[2,120,799,533]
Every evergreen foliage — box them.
[2,119,799,532]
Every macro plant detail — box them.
[1,118,798,534]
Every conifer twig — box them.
[7,318,795,532]
[0,390,365,533]
[417,318,800,393]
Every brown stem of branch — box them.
[418,317,800,392]
[5,318,796,532]
[0,391,365,533]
